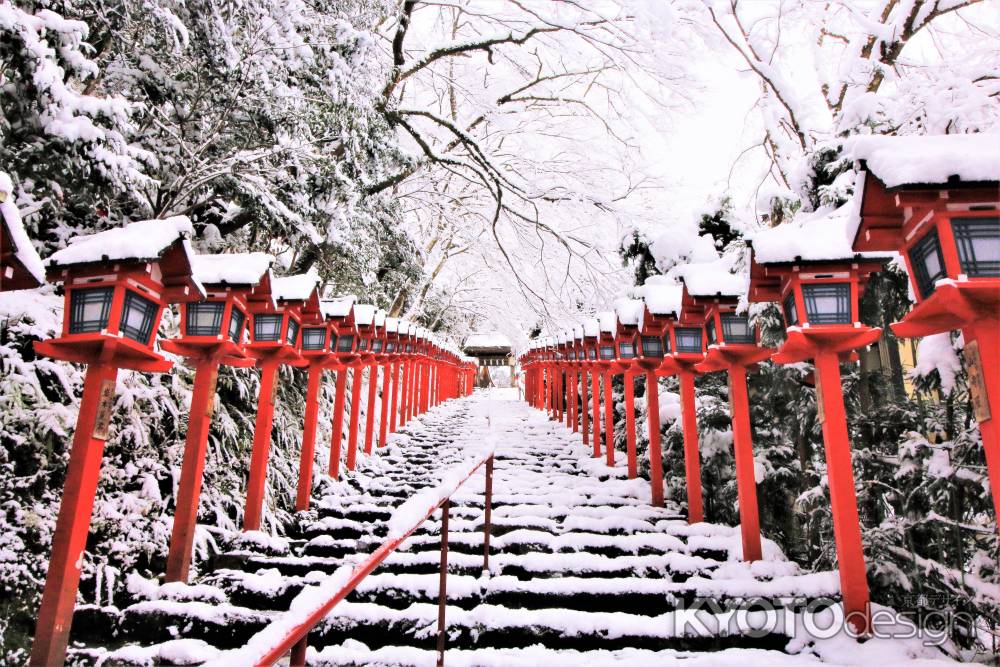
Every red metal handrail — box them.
[206,451,495,667]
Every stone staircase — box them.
[66,389,844,666]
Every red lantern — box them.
[31,216,200,667]
[852,134,1000,529]
[748,206,892,634]
[242,273,321,531]
[160,252,273,582]
[681,263,770,562]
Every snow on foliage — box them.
[0,172,45,286]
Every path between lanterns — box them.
[70,389,955,666]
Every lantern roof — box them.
[637,278,682,318]
[597,311,616,334]
[322,296,355,319]
[613,298,644,327]
[848,133,1000,189]
[384,317,399,333]
[47,215,194,270]
[0,172,45,290]
[374,309,387,328]
[582,317,599,338]
[747,205,891,266]
[190,252,273,287]
[353,303,377,326]
[271,271,320,303]
[675,260,745,298]
[45,215,203,299]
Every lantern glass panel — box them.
[706,320,717,345]
[721,313,754,343]
[953,217,1000,277]
[186,301,225,336]
[569,350,576,360]
[674,327,703,353]
[908,228,947,298]
[641,335,663,358]
[69,287,114,333]
[372,339,384,353]
[782,292,799,327]
[337,334,355,352]
[119,291,159,344]
[228,308,246,343]
[588,348,597,360]
[301,327,327,350]
[802,283,851,324]
[405,343,413,352]
[285,319,299,346]
[618,340,636,359]
[386,341,396,353]
[662,332,671,354]
[254,314,283,342]
[599,345,615,360]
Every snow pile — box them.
[613,298,644,326]
[352,303,376,326]
[322,296,356,318]
[0,171,45,286]
[597,310,617,333]
[748,205,860,263]
[464,332,513,350]
[582,317,600,338]
[648,226,719,273]
[910,333,962,395]
[190,252,273,286]
[46,216,194,267]
[675,259,746,298]
[637,277,682,318]
[271,271,320,302]
[849,133,1000,188]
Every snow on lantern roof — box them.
[47,216,195,269]
[573,323,585,340]
[848,133,1000,189]
[597,311,616,334]
[384,317,399,333]
[322,295,356,318]
[463,332,513,351]
[747,205,879,265]
[352,304,376,326]
[0,172,45,287]
[675,260,746,298]
[374,309,387,328]
[613,298,644,326]
[638,278,682,318]
[271,271,320,303]
[190,252,273,286]
[582,317,600,338]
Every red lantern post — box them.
[161,252,274,579]
[30,217,201,667]
[365,310,387,454]
[748,209,892,634]
[290,291,337,512]
[323,297,360,478]
[634,286,679,508]
[852,135,1000,526]
[658,295,709,524]
[681,263,772,562]
[242,273,319,531]
[581,319,602,455]
[613,299,644,478]
[345,304,378,470]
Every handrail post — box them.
[436,499,450,667]
[483,455,493,571]
[289,633,308,667]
